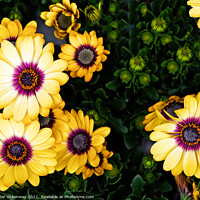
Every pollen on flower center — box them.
[39,110,55,129]
[182,126,199,143]
[19,68,38,90]
[57,13,72,30]
[77,48,94,65]
[67,129,91,155]
[1,137,33,166]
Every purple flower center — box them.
[12,63,45,96]
[67,129,91,155]
[57,12,72,30]
[39,110,55,129]
[1,136,32,166]
[161,101,184,120]
[175,119,200,150]
[75,45,97,68]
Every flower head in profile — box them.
[59,30,110,82]
[150,93,200,178]
[82,2,101,23]
[187,0,200,28]
[0,116,56,191]
[143,95,184,131]
[76,143,113,179]
[0,17,42,45]
[40,0,81,39]
[55,109,111,174]
[0,35,69,122]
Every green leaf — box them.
[151,74,159,82]
[106,79,121,91]
[143,87,159,100]
[155,181,172,193]
[93,88,108,99]
[131,174,145,195]
[150,0,165,14]
[120,46,133,60]
[123,132,137,150]
[161,60,169,68]
[108,115,128,134]
[107,97,126,111]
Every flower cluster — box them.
[0,0,112,191]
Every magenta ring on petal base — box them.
[67,128,91,155]
[1,136,33,166]
[74,45,97,69]
[12,62,45,96]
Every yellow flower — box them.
[150,93,200,178]
[0,17,42,45]
[0,35,69,122]
[59,30,110,82]
[187,0,200,28]
[143,96,183,131]
[76,143,113,179]
[0,116,56,191]
[55,109,111,174]
[83,3,101,23]
[40,0,81,39]
[38,104,70,144]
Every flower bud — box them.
[84,3,101,23]
[109,3,117,13]
[135,115,145,129]
[68,178,81,191]
[9,9,22,21]
[144,171,155,181]
[141,4,148,16]
[139,73,150,86]
[107,165,119,178]
[142,32,154,44]
[167,61,179,74]
[120,70,132,83]
[109,31,118,40]
[160,34,172,45]
[176,47,192,62]
[151,18,167,33]
[142,154,156,169]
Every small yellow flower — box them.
[59,30,110,82]
[55,109,111,174]
[76,143,113,179]
[177,47,192,62]
[0,17,42,45]
[143,96,183,131]
[151,18,167,33]
[40,0,81,39]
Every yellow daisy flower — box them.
[76,143,113,179]
[0,116,56,191]
[187,0,200,28]
[150,93,200,178]
[38,104,70,144]
[55,109,111,174]
[0,35,69,122]
[0,17,42,45]
[143,96,184,131]
[40,0,81,39]
[59,30,110,82]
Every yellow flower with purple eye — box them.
[0,35,69,122]
[0,116,56,191]
[143,95,184,131]
[40,0,81,39]
[0,17,42,45]
[38,105,70,144]
[150,93,200,178]
[59,30,110,82]
[55,109,111,174]
[76,143,113,179]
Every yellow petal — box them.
[42,80,60,94]
[184,95,197,118]
[27,95,39,120]
[24,121,40,142]
[14,164,28,184]
[87,147,97,160]
[69,35,80,48]
[174,108,189,121]
[27,166,40,186]
[3,166,15,187]
[154,123,176,132]
[163,146,183,171]
[149,131,172,141]
[93,127,110,137]
[67,155,80,173]
[183,150,197,176]
[10,118,24,138]
[36,88,53,108]
[171,151,184,176]
[150,138,177,155]
[27,160,47,176]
